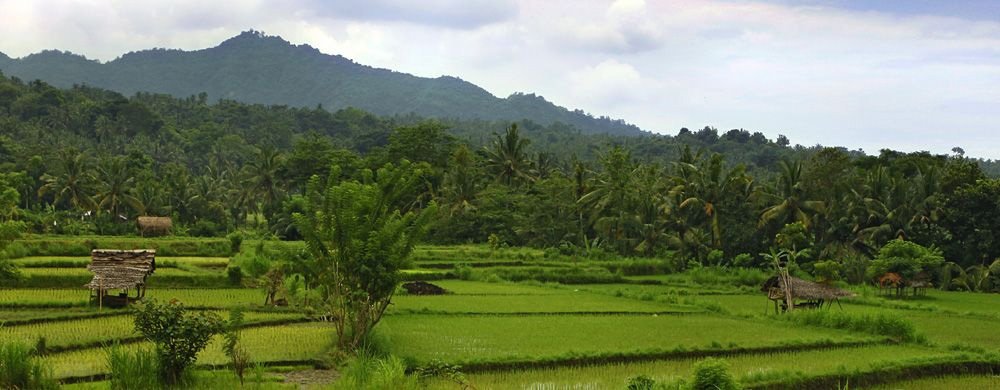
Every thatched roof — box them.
[762,275,856,301]
[137,216,172,236]
[84,249,156,290]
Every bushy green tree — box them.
[132,300,224,385]
[690,358,740,390]
[867,239,944,282]
[295,161,437,351]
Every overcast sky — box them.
[1,0,998,158]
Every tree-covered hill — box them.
[0,30,645,137]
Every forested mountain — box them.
[0,30,644,137]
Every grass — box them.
[44,322,335,379]
[0,288,267,308]
[10,256,230,269]
[1,311,306,350]
[379,314,879,366]
[8,235,233,257]
[389,293,701,314]
[418,280,570,295]
[868,375,1000,389]
[456,345,963,389]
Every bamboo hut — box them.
[84,249,156,308]
[137,216,172,237]
[762,275,855,313]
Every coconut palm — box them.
[484,123,533,186]
[670,153,751,249]
[579,147,640,254]
[94,156,143,218]
[38,150,96,212]
[760,160,825,229]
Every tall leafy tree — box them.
[294,161,437,351]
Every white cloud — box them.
[0,0,998,157]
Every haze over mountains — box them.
[0,30,644,137]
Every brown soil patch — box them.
[402,281,448,295]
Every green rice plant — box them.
[476,266,625,284]
[45,322,335,379]
[0,340,58,389]
[459,344,962,389]
[867,375,1000,389]
[380,314,878,366]
[774,310,923,343]
[334,353,420,390]
[105,344,161,390]
[389,293,700,315]
[14,235,233,257]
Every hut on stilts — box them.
[84,249,156,308]
[761,275,855,314]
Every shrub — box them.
[452,263,473,280]
[133,299,224,385]
[227,265,243,286]
[335,353,420,390]
[105,344,161,390]
[627,375,656,390]
[690,358,740,390]
[227,231,244,253]
[223,309,252,385]
[0,340,58,390]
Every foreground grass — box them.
[453,344,964,389]
[380,314,879,366]
[44,322,334,379]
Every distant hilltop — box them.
[0,30,646,137]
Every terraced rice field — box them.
[3,241,998,388]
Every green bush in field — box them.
[0,339,58,389]
[690,358,740,390]
[626,375,656,390]
[133,299,224,385]
[335,353,420,390]
[105,344,161,390]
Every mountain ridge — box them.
[0,30,646,137]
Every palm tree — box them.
[94,156,143,218]
[38,150,96,212]
[441,145,479,216]
[671,153,751,249]
[760,160,825,229]
[484,123,533,186]
[244,147,284,222]
[579,146,638,254]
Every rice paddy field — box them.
[1,238,998,388]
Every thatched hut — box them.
[762,275,855,313]
[137,216,172,237]
[84,249,156,308]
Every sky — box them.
[1,0,998,159]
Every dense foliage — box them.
[0,71,998,291]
